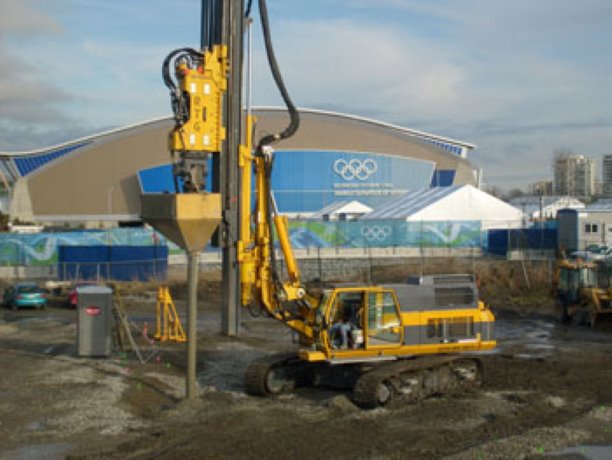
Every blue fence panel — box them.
[58,245,168,281]
[487,228,557,256]
[524,228,557,250]
[109,246,168,281]
[487,230,509,256]
[58,246,110,280]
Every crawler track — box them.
[244,353,306,396]
[245,353,483,408]
[353,356,483,409]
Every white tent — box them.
[509,195,584,220]
[310,200,373,221]
[363,185,524,230]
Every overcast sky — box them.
[1,0,611,191]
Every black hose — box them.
[248,0,301,309]
[264,157,283,298]
[161,47,201,92]
[255,0,300,152]
[256,0,301,307]
[162,48,203,128]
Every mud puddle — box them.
[495,310,557,358]
[547,444,612,459]
[1,443,73,460]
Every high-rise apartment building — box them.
[553,154,596,198]
[603,154,612,197]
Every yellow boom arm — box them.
[237,117,314,340]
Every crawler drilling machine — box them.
[159,0,496,408]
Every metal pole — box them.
[202,0,222,49]
[221,0,243,336]
[246,14,253,118]
[186,250,199,399]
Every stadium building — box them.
[0,108,478,227]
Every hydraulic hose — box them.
[264,157,283,302]
[250,0,302,311]
[255,0,300,152]
[162,48,203,125]
[162,47,203,193]
[162,47,201,93]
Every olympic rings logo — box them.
[333,158,378,181]
[361,225,392,242]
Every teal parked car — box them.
[3,282,48,310]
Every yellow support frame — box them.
[155,286,187,343]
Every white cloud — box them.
[0,0,62,36]
[252,19,467,120]
[0,1,74,142]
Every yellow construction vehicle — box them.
[553,257,612,327]
[236,123,495,406]
[159,0,496,408]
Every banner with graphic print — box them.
[138,150,436,214]
[287,220,482,248]
[0,221,481,267]
[272,150,435,212]
[0,228,175,267]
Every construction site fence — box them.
[170,247,556,288]
[47,259,168,283]
[57,244,168,282]
[0,228,164,267]
[0,221,561,271]
[286,220,483,249]
[486,228,558,258]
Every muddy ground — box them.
[2,273,612,459]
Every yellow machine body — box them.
[553,257,612,327]
[235,117,496,364]
[169,45,228,154]
[300,283,495,362]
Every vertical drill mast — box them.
[220,0,244,336]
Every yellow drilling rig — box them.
[148,0,496,407]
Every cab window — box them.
[366,291,401,346]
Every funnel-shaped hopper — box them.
[141,193,221,253]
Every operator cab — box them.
[321,287,403,354]
[557,262,597,304]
